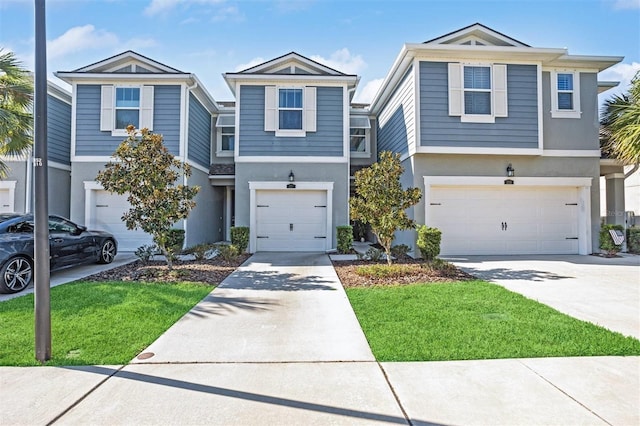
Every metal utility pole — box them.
[34,0,51,363]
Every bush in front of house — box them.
[337,225,353,254]
[599,224,625,256]
[416,225,441,261]
[216,244,239,261]
[627,227,640,254]
[230,226,249,253]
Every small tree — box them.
[96,126,200,269]
[350,151,422,265]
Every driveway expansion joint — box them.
[377,362,413,426]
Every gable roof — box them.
[223,51,359,97]
[423,23,529,47]
[65,50,184,74]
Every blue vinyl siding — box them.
[377,66,414,155]
[75,84,181,156]
[420,62,538,148]
[187,93,211,167]
[47,95,71,165]
[238,85,343,156]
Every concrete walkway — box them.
[1,252,638,425]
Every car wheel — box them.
[0,256,33,294]
[97,239,116,264]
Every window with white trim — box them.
[551,71,581,119]
[215,114,235,156]
[448,63,508,123]
[100,85,154,135]
[264,86,316,137]
[349,115,371,157]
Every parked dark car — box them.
[0,213,117,294]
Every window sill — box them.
[110,129,130,137]
[460,114,495,124]
[275,130,306,137]
[216,151,234,157]
[551,110,582,119]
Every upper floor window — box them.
[215,114,235,156]
[464,66,491,115]
[551,71,581,119]
[448,63,507,123]
[279,89,303,130]
[264,86,316,137]
[350,115,371,157]
[100,85,154,135]
[115,87,140,129]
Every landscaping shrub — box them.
[356,263,416,278]
[135,244,156,264]
[365,247,384,261]
[337,225,353,254]
[216,244,239,261]
[422,258,458,274]
[183,243,215,261]
[416,225,441,261]
[390,244,411,259]
[230,226,249,253]
[627,227,640,254]
[599,224,624,256]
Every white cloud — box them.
[212,5,243,22]
[353,78,384,104]
[235,57,265,72]
[612,0,640,10]
[144,0,224,16]
[310,48,366,75]
[48,25,118,59]
[599,61,640,92]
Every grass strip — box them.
[346,280,640,361]
[0,281,212,366]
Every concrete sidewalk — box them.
[1,252,638,425]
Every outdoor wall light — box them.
[506,164,514,177]
[288,170,295,182]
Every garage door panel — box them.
[94,191,154,251]
[429,186,579,255]
[255,190,328,252]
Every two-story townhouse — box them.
[221,53,364,252]
[56,51,222,251]
[371,24,622,256]
[3,80,72,217]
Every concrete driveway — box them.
[448,254,640,339]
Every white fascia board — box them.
[545,55,624,72]
[47,80,72,103]
[54,73,193,84]
[597,81,619,94]
[185,160,209,174]
[49,161,72,171]
[369,45,412,113]
[416,146,543,155]
[235,156,348,163]
[223,73,358,88]
[423,175,592,187]
[189,73,220,113]
[72,52,181,74]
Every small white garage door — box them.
[94,190,154,251]
[429,186,579,255]
[255,190,327,251]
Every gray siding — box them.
[187,93,211,167]
[543,72,599,150]
[377,66,414,155]
[75,84,181,156]
[185,168,224,246]
[238,85,343,156]
[47,95,71,165]
[420,62,538,148]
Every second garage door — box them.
[255,190,328,251]
[428,186,579,255]
[94,190,154,252]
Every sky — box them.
[1,0,639,109]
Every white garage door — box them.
[0,190,13,213]
[255,190,327,251]
[429,186,579,255]
[94,190,154,251]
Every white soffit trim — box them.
[249,181,334,190]
[416,146,542,155]
[236,156,347,163]
[542,150,601,157]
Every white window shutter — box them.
[493,64,508,117]
[304,86,317,132]
[448,63,462,116]
[140,85,154,130]
[264,86,277,131]
[100,85,114,131]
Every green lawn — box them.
[0,281,213,366]
[346,280,640,361]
